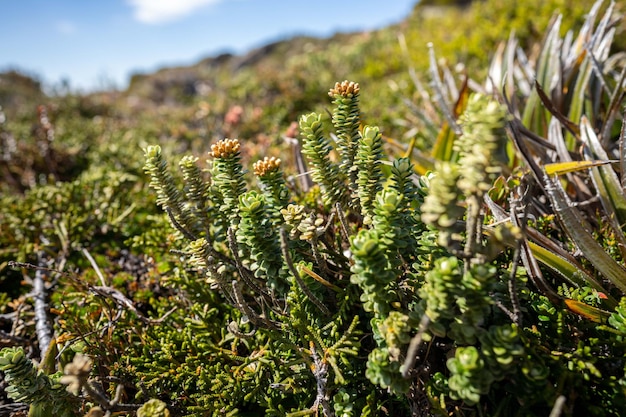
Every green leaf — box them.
[543,160,615,176]
[522,14,561,135]
[565,0,612,148]
[527,242,606,293]
[430,72,469,162]
[564,299,611,323]
[580,117,626,259]
[544,174,626,293]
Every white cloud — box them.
[127,0,223,24]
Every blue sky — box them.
[0,0,417,92]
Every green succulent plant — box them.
[0,347,76,417]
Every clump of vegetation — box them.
[2,1,626,416]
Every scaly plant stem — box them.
[464,195,483,267]
[507,197,524,327]
[334,202,351,243]
[310,343,334,417]
[34,252,52,361]
[401,314,430,378]
[82,382,139,413]
[166,207,198,241]
[548,395,567,417]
